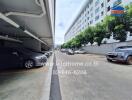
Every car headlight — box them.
[117,52,125,56]
[35,56,41,59]
[35,55,43,59]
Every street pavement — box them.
[0,55,53,100]
[1,51,132,100]
[55,51,132,100]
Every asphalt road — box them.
[0,55,53,100]
[55,51,132,100]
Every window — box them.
[87,4,89,8]
[95,0,99,6]
[107,0,110,2]
[107,6,111,11]
[85,8,87,11]
[95,7,100,14]
[95,15,99,21]
[90,7,93,11]
[101,3,104,8]
[91,13,93,17]
[101,11,104,16]
[90,20,93,24]
[87,17,89,20]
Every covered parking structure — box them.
[0,0,55,51]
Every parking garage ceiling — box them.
[0,0,55,48]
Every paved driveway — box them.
[0,56,53,100]
[54,51,132,100]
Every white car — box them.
[74,50,87,54]
[61,49,67,53]
[66,49,74,55]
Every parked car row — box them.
[61,46,132,65]
[0,46,53,69]
[60,49,87,55]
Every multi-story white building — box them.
[65,0,132,43]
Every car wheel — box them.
[127,56,132,65]
[24,60,34,69]
[107,59,112,62]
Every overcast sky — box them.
[55,0,85,45]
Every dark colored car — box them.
[106,46,132,64]
[0,47,47,69]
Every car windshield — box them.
[115,47,132,52]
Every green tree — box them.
[75,33,85,45]
[113,24,127,42]
[74,36,82,48]
[125,3,132,33]
[94,23,107,46]
[84,26,95,45]
[70,38,75,48]
[103,15,116,35]
[104,15,127,42]
[126,3,132,17]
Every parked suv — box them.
[106,46,132,64]
[0,47,47,69]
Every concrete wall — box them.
[82,41,132,55]
[22,38,41,52]
[0,38,42,52]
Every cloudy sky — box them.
[55,0,85,45]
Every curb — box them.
[40,53,54,100]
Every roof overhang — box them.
[0,0,55,49]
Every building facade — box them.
[65,0,132,43]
